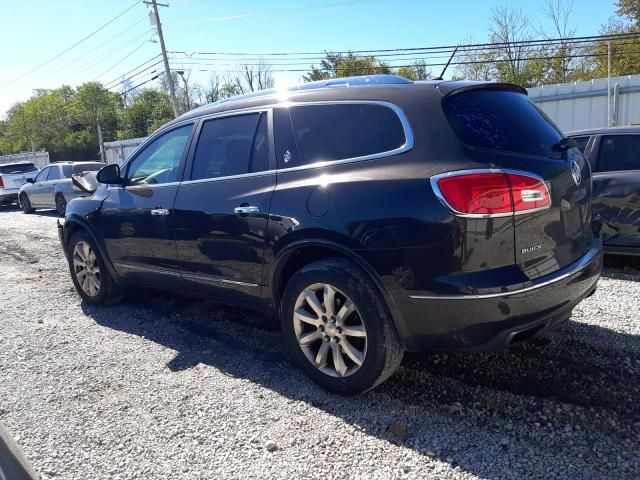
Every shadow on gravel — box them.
[82,293,640,479]
[602,255,640,281]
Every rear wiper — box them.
[551,137,577,153]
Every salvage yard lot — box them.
[0,207,639,480]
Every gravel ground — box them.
[0,205,639,480]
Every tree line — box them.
[0,0,638,162]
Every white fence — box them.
[529,74,640,132]
[104,137,146,165]
[0,151,50,169]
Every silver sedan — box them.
[19,162,105,216]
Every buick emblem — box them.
[570,160,581,186]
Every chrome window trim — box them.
[277,100,414,173]
[409,245,600,300]
[131,100,414,185]
[429,168,552,219]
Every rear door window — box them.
[47,167,60,180]
[443,89,563,157]
[289,103,406,165]
[190,113,268,180]
[596,135,640,172]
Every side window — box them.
[62,165,73,178]
[34,167,49,182]
[126,124,193,185]
[191,113,266,180]
[47,167,60,180]
[572,136,590,154]
[289,103,406,165]
[597,135,640,172]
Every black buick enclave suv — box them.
[58,75,602,394]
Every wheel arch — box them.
[270,240,406,337]
[63,216,122,285]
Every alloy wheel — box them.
[293,283,367,378]
[73,241,101,297]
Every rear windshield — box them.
[0,163,38,174]
[443,89,563,157]
[62,163,104,177]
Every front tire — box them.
[67,230,123,305]
[281,258,404,394]
[20,193,34,214]
[55,193,67,217]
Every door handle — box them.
[151,208,170,216]
[234,206,260,214]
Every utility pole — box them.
[145,0,179,118]
[97,123,105,162]
[607,41,612,127]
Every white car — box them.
[0,162,40,206]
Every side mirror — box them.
[96,164,123,185]
[25,178,35,183]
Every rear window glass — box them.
[597,135,640,172]
[0,163,38,174]
[289,103,406,165]
[443,89,563,157]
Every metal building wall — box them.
[103,137,146,165]
[528,74,640,132]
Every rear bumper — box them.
[0,190,18,203]
[396,244,603,351]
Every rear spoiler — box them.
[436,81,528,98]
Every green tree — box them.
[304,52,391,81]
[396,60,431,80]
[118,89,173,139]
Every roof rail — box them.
[209,74,413,107]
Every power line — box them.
[169,38,640,66]
[169,49,640,74]
[104,56,163,89]
[0,0,143,89]
[166,40,640,71]
[91,39,153,82]
[176,31,640,58]
[45,29,154,86]
[30,17,149,83]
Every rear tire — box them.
[67,230,123,305]
[20,193,34,214]
[55,193,67,217]
[280,258,404,394]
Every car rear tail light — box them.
[0,176,4,188]
[431,170,550,217]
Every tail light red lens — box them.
[0,176,4,188]
[432,170,550,217]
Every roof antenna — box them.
[434,45,458,80]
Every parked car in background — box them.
[0,162,39,206]
[19,161,105,216]
[567,127,640,256]
[58,75,602,394]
